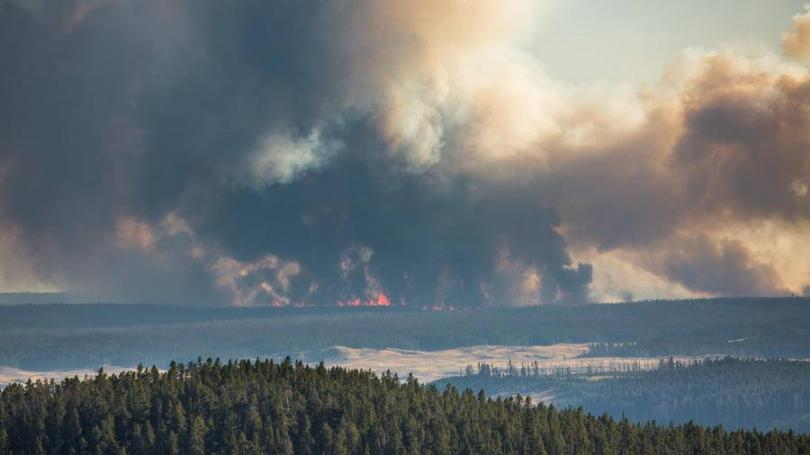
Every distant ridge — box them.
[0,292,96,305]
[0,297,808,371]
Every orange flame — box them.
[375,293,391,306]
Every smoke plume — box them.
[0,0,808,305]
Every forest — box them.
[2,358,809,454]
[0,297,809,370]
[436,358,810,433]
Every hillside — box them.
[2,359,808,454]
[436,358,810,432]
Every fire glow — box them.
[337,293,392,307]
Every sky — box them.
[0,0,809,306]
[531,0,808,84]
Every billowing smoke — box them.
[0,0,587,306]
[784,6,810,60]
[544,50,810,298]
[0,0,808,305]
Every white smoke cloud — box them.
[248,128,340,186]
[211,255,302,306]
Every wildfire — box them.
[375,293,391,306]
[337,293,392,307]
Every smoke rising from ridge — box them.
[0,0,808,305]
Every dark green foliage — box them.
[438,358,810,433]
[1,298,809,370]
[1,359,809,454]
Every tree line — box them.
[441,357,810,433]
[2,358,809,454]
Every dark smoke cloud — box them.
[1,0,807,304]
[644,237,783,297]
[0,0,589,306]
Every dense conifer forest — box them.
[437,358,810,433]
[1,358,809,454]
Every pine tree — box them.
[188,415,207,455]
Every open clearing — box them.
[2,343,706,385]
[304,344,701,383]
